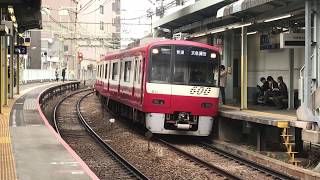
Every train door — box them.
[120,57,134,102]
[133,55,143,107]
[109,60,120,96]
[103,62,109,93]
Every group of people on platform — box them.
[55,68,66,82]
[256,76,288,109]
[219,65,288,109]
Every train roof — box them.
[102,39,221,61]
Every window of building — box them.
[100,21,104,30]
[105,64,108,79]
[124,61,131,82]
[99,5,104,14]
[112,62,118,80]
[64,45,68,52]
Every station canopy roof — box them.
[153,0,236,30]
[0,0,42,33]
[154,0,305,33]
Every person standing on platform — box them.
[62,68,66,82]
[220,65,227,105]
[55,68,59,82]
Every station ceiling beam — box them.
[0,0,42,33]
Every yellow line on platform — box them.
[0,82,57,180]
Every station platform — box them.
[0,82,97,180]
[219,105,312,129]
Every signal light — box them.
[78,52,83,62]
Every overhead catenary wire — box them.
[78,0,112,15]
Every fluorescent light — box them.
[247,31,257,35]
[8,7,14,14]
[233,23,252,29]
[263,14,292,23]
[10,15,16,23]
[193,33,207,38]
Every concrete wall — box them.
[246,33,304,102]
[28,31,41,69]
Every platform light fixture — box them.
[8,7,14,14]
[263,14,292,23]
[247,31,257,35]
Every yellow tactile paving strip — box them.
[221,105,297,121]
[0,99,17,180]
[0,82,57,180]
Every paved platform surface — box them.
[220,105,312,129]
[0,82,94,180]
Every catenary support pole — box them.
[288,49,294,109]
[241,26,248,110]
[304,0,312,108]
[9,31,14,99]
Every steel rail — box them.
[53,89,90,135]
[158,138,243,180]
[77,92,149,180]
[199,142,297,180]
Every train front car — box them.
[144,42,220,136]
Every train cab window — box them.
[149,46,171,83]
[105,64,108,79]
[112,62,119,80]
[124,61,131,82]
[174,45,219,87]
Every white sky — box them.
[120,0,195,49]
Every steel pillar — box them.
[304,0,312,108]
[241,26,248,110]
[16,52,19,94]
[316,0,320,88]
[9,32,14,99]
[223,31,234,104]
[288,49,294,109]
[3,35,8,106]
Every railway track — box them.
[158,138,243,180]
[158,137,296,180]
[198,142,296,180]
[54,90,148,180]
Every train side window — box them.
[138,59,141,83]
[112,62,118,80]
[124,61,131,82]
[134,58,138,82]
[101,64,104,78]
[97,65,99,78]
[105,64,108,79]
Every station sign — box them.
[14,45,27,54]
[280,33,305,49]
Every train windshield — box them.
[149,45,219,87]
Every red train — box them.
[95,39,221,136]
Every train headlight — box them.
[210,53,216,59]
[152,49,159,54]
[201,102,213,108]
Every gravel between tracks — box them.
[80,94,239,179]
[176,144,275,180]
[57,91,136,180]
